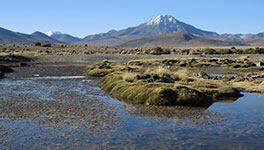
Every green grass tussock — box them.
[97,72,213,107]
[190,79,242,100]
[84,60,248,106]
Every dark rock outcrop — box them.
[136,74,175,83]
[0,65,13,78]
[0,65,13,73]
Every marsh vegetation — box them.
[1,45,264,149]
[84,56,264,107]
[1,44,264,56]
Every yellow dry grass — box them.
[122,72,137,82]
[231,81,264,94]
[174,69,189,81]
[240,55,249,61]
[154,66,171,75]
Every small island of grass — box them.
[83,59,259,107]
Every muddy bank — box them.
[5,65,87,79]
[0,55,31,67]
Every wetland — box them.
[1,51,264,149]
[0,64,263,149]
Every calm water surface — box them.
[0,66,263,149]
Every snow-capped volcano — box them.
[79,14,219,46]
[45,31,63,36]
[143,15,209,36]
[146,15,177,25]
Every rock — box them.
[145,78,155,83]
[136,75,142,80]
[0,65,13,73]
[136,74,151,80]
[70,50,77,55]
[84,51,94,54]
[152,74,161,80]
[158,75,175,83]
[232,64,241,68]
[83,50,90,54]
[136,74,175,83]
[0,71,3,78]
[214,76,220,80]
[0,65,13,78]
[222,59,233,64]
[179,62,187,67]
[98,63,111,69]
[197,71,212,79]
[121,50,127,54]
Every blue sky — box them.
[1,0,263,38]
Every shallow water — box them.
[0,66,264,149]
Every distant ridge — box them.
[0,15,263,46]
[0,27,36,44]
[247,38,264,46]
[0,27,63,44]
[119,32,242,48]
[45,31,81,44]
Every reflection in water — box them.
[0,66,264,149]
[125,105,226,126]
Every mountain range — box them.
[45,31,81,44]
[0,15,263,47]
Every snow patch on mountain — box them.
[146,15,177,26]
[45,31,63,36]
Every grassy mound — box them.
[84,62,116,77]
[97,72,213,107]
[84,61,139,77]
[85,61,245,106]
[128,58,264,71]
[190,79,243,100]
[231,80,264,94]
